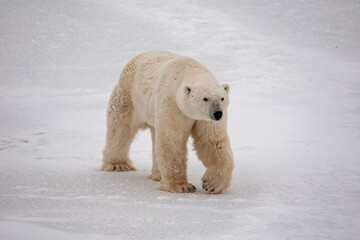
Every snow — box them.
[1,0,359,239]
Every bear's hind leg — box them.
[147,127,161,181]
[101,88,138,172]
[101,119,138,172]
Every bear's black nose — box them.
[213,111,223,120]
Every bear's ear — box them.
[184,86,191,95]
[222,83,230,94]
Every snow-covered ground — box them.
[1,1,359,239]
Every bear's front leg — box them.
[192,120,234,194]
[155,112,196,193]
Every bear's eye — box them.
[221,97,224,101]
[203,98,208,102]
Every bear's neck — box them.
[183,73,217,86]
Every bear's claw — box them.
[202,179,223,194]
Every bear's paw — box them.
[159,182,196,193]
[101,162,136,172]
[147,173,161,181]
[201,167,232,194]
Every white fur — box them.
[101,50,234,193]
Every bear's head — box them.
[176,82,230,121]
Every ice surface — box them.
[1,0,359,239]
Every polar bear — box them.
[101,50,234,194]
